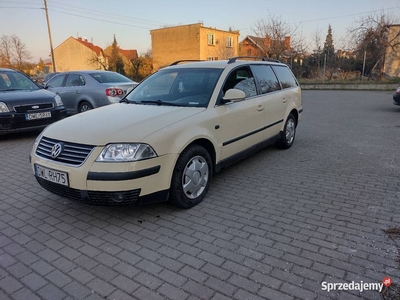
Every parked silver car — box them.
[44,70,137,114]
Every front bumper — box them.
[393,93,400,106]
[30,148,178,205]
[0,107,67,133]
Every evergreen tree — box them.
[108,34,125,74]
[322,25,337,79]
[323,25,335,65]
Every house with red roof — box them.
[52,36,107,72]
[103,45,138,75]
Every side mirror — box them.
[222,88,246,103]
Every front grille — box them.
[35,177,141,205]
[36,177,82,201]
[14,103,54,113]
[36,137,95,166]
[88,190,141,205]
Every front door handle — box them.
[282,97,287,103]
[257,105,264,111]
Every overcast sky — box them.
[1,0,399,62]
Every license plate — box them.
[35,164,69,186]
[26,111,51,120]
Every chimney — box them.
[284,36,291,50]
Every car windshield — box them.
[90,72,133,83]
[0,71,40,91]
[125,68,223,107]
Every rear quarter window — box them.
[272,65,298,89]
[251,65,281,94]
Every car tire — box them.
[78,101,93,113]
[276,113,296,149]
[169,145,212,208]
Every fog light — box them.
[111,193,125,203]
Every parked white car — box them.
[30,57,303,208]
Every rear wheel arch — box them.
[78,100,93,113]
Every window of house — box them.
[207,33,215,45]
[207,57,218,61]
[226,37,233,48]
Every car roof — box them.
[0,68,19,72]
[164,57,287,70]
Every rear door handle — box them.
[282,97,287,103]
[257,105,264,111]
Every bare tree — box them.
[0,34,31,70]
[10,35,32,70]
[0,35,13,68]
[348,12,400,78]
[129,49,153,82]
[87,52,107,70]
[251,11,296,60]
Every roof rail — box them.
[169,60,204,66]
[228,56,281,64]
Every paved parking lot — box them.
[0,90,399,300]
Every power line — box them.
[289,7,400,25]
[49,9,155,30]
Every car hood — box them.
[43,103,205,145]
[0,89,56,107]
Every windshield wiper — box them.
[140,100,181,106]
[119,98,138,104]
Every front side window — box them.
[223,67,257,98]
[125,68,223,108]
[47,74,66,88]
[272,65,298,89]
[251,65,281,94]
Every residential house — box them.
[150,23,240,70]
[53,36,106,71]
[383,24,400,78]
[103,46,138,75]
[240,35,291,62]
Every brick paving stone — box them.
[10,287,41,300]
[21,272,48,292]
[1,91,400,300]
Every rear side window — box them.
[65,74,85,87]
[272,65,298,89]
[251,65,281,94]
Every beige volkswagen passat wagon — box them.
[30,57,303,208]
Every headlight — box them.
[54,95,63,106]
[96,143,157,162]
[0,102,9,112]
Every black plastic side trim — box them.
[222,120,283,146]
[87,165,161,181]
[216,134,280,172]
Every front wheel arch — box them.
[169,144,213,208]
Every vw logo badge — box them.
[32,105,39,109]
[51,143,63,159]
